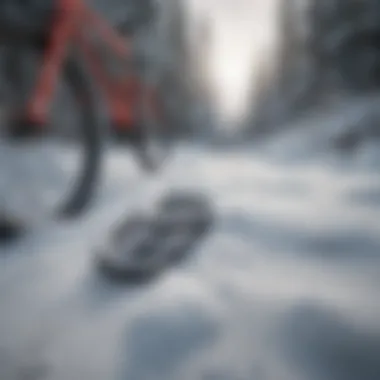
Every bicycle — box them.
[0,0,171,225]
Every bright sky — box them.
[184,0,282,125]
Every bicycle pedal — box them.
[113,126,142,144]
[0,217,25,244]
[7,119,45,140]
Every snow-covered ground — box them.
[0,143,379,380]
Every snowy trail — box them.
[0,144,380,380]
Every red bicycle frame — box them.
[26,0,149,130]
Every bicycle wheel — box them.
[0,43,104,225]
[129,67,174,173]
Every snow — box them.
[1,143,379,380]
